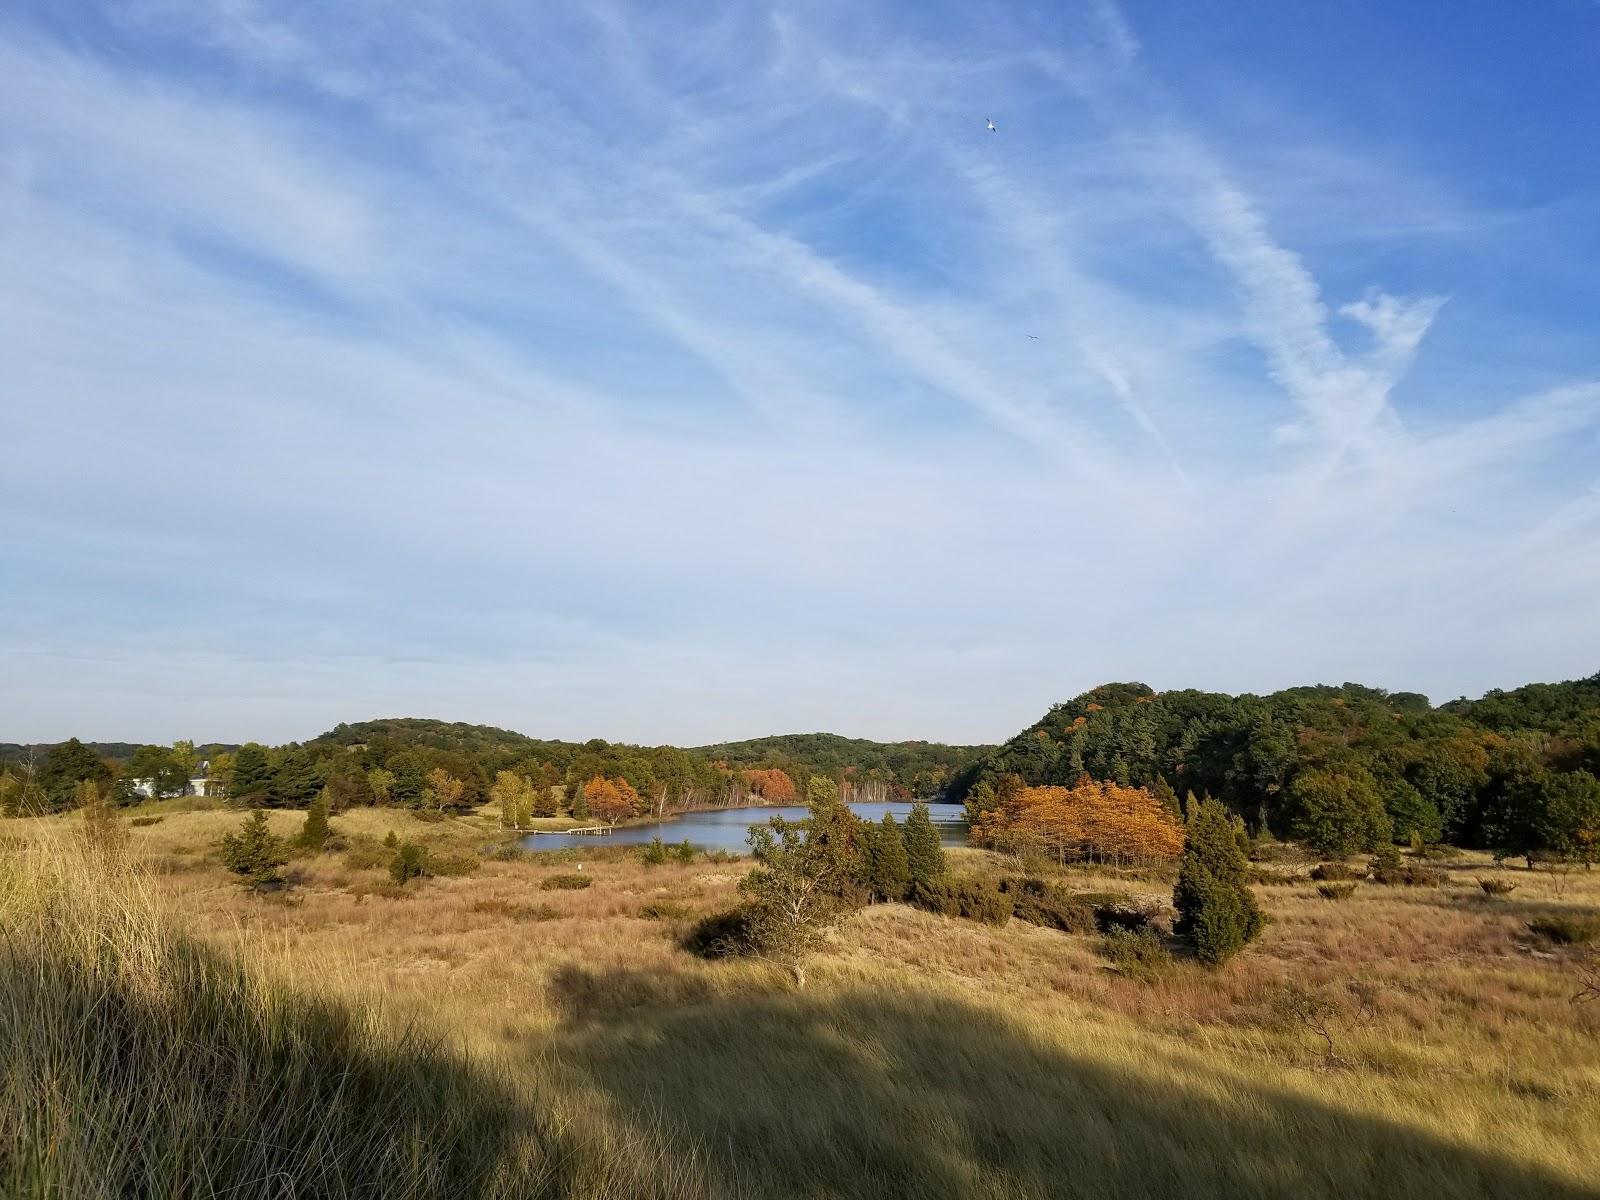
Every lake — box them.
[519,800,969,854]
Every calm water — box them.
[520,800,968,853]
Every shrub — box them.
[388,841,427,887]
[1247,866,1298,886]
[701,848,739,864]
[1092,899,1157,935]
[640,900,692,921]
[541,872,592,891]
[218,810,289,890]
[1309,862,1357,882]
[908,878,1010,926]
[1099,927,1173,982]
[1370,865,1443,888]
[343,843,390,871]
[485,843,528,863]
[425,851,480,878]
[129,815,164,828]
[1528,915,1600,945]
[469,898,557,922]
[1478,877,1517,897]
[1316,882,1357,901]
[683,907,755,957]
[1370,841,1403,872]
[1173,799,1266,966]
[1000,878,1097,933]
[638,837,670,866]
[672,839,698,865]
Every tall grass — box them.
[0,840,542,1198]
[5,818,1600,1199]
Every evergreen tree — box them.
[387,753,425,807]
[571,782,590,820]
[869,812,911,901]
[38,738,113,813]
[273,750,322,809]
[389,840,427,886]
[739,806,866,987]
[1173,798,1265,966]
[296,790,333,853]
[904,801,947,886]
[229,744,276,807]
[219,810,289,889]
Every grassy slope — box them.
[4,806,1600,1198]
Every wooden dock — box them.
[535,825,613,837]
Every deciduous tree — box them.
[423,767,467,814]
[969,776,1184,865]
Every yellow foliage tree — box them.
[490,770,535,829]
[584,775,641,823]
[970,776,1183,865]
[423,768,466,813]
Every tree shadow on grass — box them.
[2,912,537,1199]
[540,965,1598,1200]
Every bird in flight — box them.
[1028,334,1039,339]
[986,117,997,133]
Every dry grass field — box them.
[5,802,1600,1198]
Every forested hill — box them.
[300,718,986,802]
[956,674,1600,860]
[305,719,558,758]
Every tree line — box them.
[955,675,1600,865]
[0,717,986,820]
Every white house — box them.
[128,759,213,799]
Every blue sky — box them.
[2,1,1598,746]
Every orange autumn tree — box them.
[970,775,1184,865]
[746,768,797,804]
[583,775,641,823]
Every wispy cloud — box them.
[1,0,1596,742]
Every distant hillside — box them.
[0,741,238,766]
[694,732,989,791]
[293,717,984,800]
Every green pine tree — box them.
[38,738,113,814]
[219,809,289,890]
[389,840,427,886]
[870,812,911,901]
[1173,798,1265,966]
[229,744,276,807]
[904,801,947,886]
[387,753,425,808]
[296,790,333,853]
[273,750,322,809]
